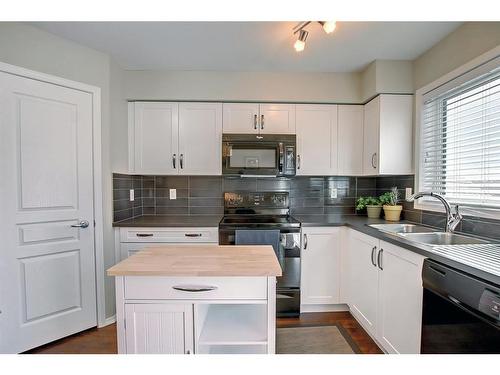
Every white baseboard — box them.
[300,303,349,313]
[99,315,116,328]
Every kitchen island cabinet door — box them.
[377,241,424,354]
[125,303,194,354]
[300,227,341,307]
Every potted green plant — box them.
[355,196,382,219]
[379,187,402,222]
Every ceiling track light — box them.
[292,21,337,52]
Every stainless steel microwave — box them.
[222,134,296,177]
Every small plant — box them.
[379,187,400,206]
[355,196,381,211]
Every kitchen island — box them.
[107,245,281,354]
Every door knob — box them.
[71,220,90,228]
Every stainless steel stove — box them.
[219,191,301,316]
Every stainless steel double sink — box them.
[368,223,488,246]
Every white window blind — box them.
[420,60,500,208]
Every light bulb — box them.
[294,39,305,52]
[294,29,308,52]
[322,21,336,34]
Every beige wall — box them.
[0,22,117,319]
[413,22,500,90]
[360,60,414,101]
[124,70,362,103]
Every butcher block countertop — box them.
[107,245,282,277]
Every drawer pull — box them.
[185,233,202,237]
[136,233,153,237]
[172,285,218,292]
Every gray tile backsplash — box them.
[113,173,500,240]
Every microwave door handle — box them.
[278,142,284,174]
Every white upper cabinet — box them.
[132,102,179,174]
[301,227,341,307]
[223,103,295,135]
[130,102,222,175]
[178,102,222,175]
[259,104,296,134]
[338,105,364,176]
[363,95,413,175]
[222,103,260,134]
[296,104,338,175]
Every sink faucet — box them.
[406,192,463,233]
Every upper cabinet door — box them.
[178,102,223,175]
[222,103,259,134]
[296,104,338,175]
[338,105,364,176]
[378,95,413,175]
[363,97,380,175]
[132,102,179,174]
[259,104,296,134]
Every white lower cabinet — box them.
[116,227,219,261]
[300,227,341,309]
[377,240,424,354]
[347,230,379,336]
[125,303,194,354]
[345,229,425,353]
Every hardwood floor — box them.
[26,311,382,354]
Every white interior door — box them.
[0,72,97,353]
[178,102,222,175]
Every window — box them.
[419,59,500,209]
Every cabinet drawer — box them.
[124,276,268,300]
[120,227,218,243]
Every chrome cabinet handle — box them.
[297,155,301,169]
[377,248,384,270]
[136,233,153,237]
[371,153,377,169]
[71,220,89,228]
[254,114,258,130]
[172,285,218,292]
[180,153,184,169]
[185,233,202,237]
[371,246,377,267]
[173,153,176,169]
[186,350,191,354]
[261,114,264,130]
[303,234,308,249]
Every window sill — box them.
[413,201,500,221]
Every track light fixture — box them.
[293,21,336,52]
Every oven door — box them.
[222,140,281,176]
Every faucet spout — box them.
[406,192,461,233]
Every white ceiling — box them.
[32,22,461,72]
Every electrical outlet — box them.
[330,188,338,199]
[129,189,134,202]
[405,187,413,200]
[169,189,177,200]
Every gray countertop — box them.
[295,214,500,286]
[113,214,500,285]
[113,215,223,227]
